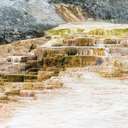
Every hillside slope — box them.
[0,0,128,44]
[53,0,128,23]
[0,0,64,43]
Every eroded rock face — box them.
[55,4,87,22]
[0,0,64,43]
[63,37,96,46]
[53,0,128,23]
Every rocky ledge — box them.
[0,22,128,103]
[0,77,63,103]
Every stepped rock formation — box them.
[0,22,128,102]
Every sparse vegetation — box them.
[47,28,85,37]
[88,28,128,37]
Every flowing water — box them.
[2,70,128,128]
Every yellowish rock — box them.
[5,89,20,96]
[0,93,8,100]
[44,78,63,89]
[37,71,55,81]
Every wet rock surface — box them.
[0,22,127,128]
[0,70,128,128]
